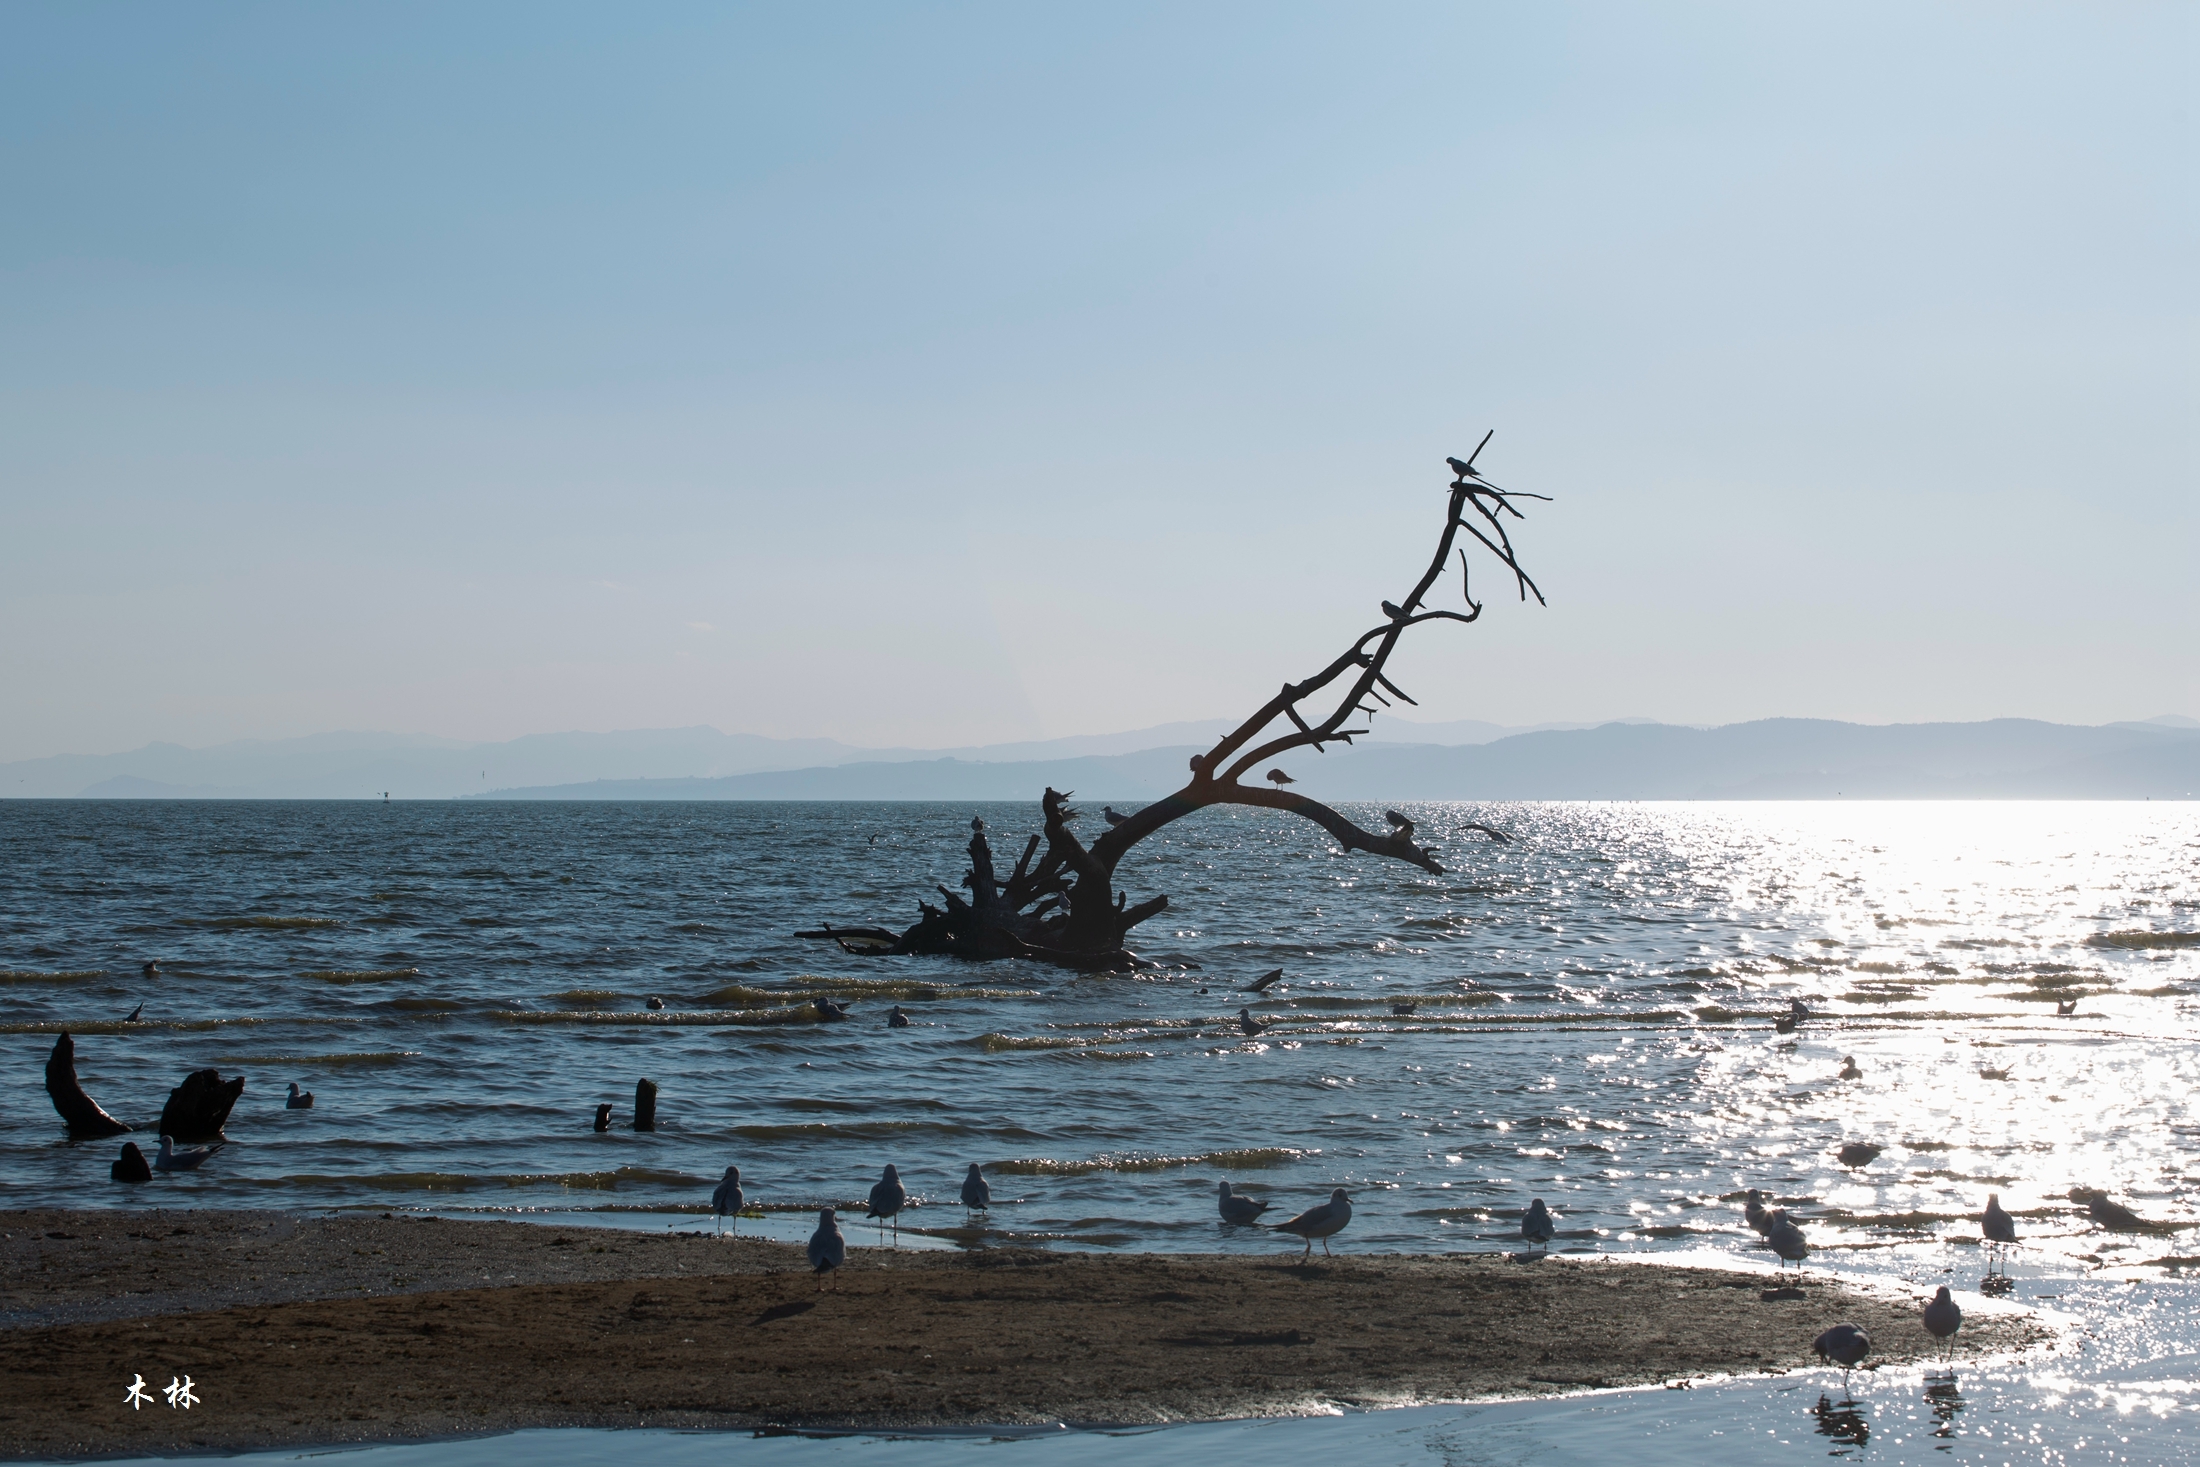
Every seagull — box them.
[1521,1198,1556,1246]
[141,961,160,979]
[1238,1007,1272,1036]
[1239,968,1285,993]
[1838,1056,1862,1080]
[1383,810,1415,840]
[1269,1188,1353,1258]
[1837,1142,1882,1169]
[1381,600,1408,620]
[887,1005,911,1028]
[971,816,985,834]
[153,1135,221,1172]
[1390,1001,1418,1017]
[1981,1194,2017,1276]
[593,1103,613,1132]
[2086,1192,2146,1231]
[1446,435,1493,481]
[867,1164,908,1242]
[1744,1189,1774,1237]
[712,1166,743,1236]
[1218,1180,1271,1225]
[285,1082,313,1109]
[1812,1323,1871,1396]
[808,1206,846,1290]
[2056,997,2079,1016]
[1922,1285,1962,1366]
[961,1163,990,1213]
[111,1141,152,1183]
[813,997,850,1022]
[1103,806,1130,826]
[1768,1213,1810,1280]
[1265,769,1294,787]
[645,996,664,1011]
[124,1003,144,1023]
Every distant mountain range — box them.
[8,716,2190,802]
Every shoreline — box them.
[1,1208,2050,1460]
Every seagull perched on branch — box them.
[1266,769,1294,787]
[1447,432,1495,482]
[1381,600,1408,620]
[1102,806,1129,826]
[970,816,985,834]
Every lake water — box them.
[4,798,2196,1462]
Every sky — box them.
[1,2,2193,763]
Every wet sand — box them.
[1,1209,2048,1459]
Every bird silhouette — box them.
[887,1004,911,1028]
[1744,1189,1774,1237]
[808,1207,846,1290]
[1102,806,1130,826]
[1218,1180,1271,1225]
[1839,1056,1863,1080]
[813,997,850,1022]
[1390,1001,1418,1017]
[961,1163,991,1213]
[1446,433,1494,480]
[1383,810,1415,839]
[866,1164,908,1241]
[285,1082,313,1110]
[111,1141,152,1183]
[1923,1285,1962,1366]
[1768,1213,1810,1279]
[2056,997,2079,1016]
[712,1166,743,1235]
[1265,769,1294,787]
[154,1135,221,1172]
[1812,1323,1871,1396]
[1238,1007,1272,1037]
[1521,1198,1556,1246]
[1239,968,1285,993]
[1838,1142,1883,1169]
[645,996,664,1011]
[1981,1194,2017,1275]
[970,816,985,834]
[141,961,160,979]
[1381,600,1408,620]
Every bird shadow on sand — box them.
[751,1300,817,1326]
[1759,1286,1808,1302]
[1257,1262,1352,1282]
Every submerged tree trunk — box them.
[45,1032,132,1138]
[799,440,1545,968]
[159,1069,245,1143]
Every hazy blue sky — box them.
[2,2,2192,761]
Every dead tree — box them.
[799,440,1545,968]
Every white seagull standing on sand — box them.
[712,1166,743,1236]
[1270,1188,1353,1258]
[867,1164,908,1242]
[808,1207,846,1291]
[1218,1181,1271,1226]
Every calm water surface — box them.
[5,799,2195,1462]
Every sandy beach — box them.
[0,1208,2048,1459]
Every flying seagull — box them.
[712,1166,743,1236]
[867,1164,908,1242]
[961,1163,991,1213]
[1269,1188,1353,1259]
[285,1082,313,1109]
[808,1207,846,1290]
[1218,1180,1271,1225]
[1102,806,1130,826]
[1238,1007,1272,1037]
[1265,769,1294,787]
[1239,968,1284,993]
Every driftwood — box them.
[633,1078,658,1133]
[44,1033,131,1138]
[801,441,1541,967]
[158,1069,245,1143]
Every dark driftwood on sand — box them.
[802,446,1541,968]
[43,1033,131,1138]
[633,1079,658,1132]
[157,1069,245,1143]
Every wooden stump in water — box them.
[44,1033,131,1138]
[633,1078,658,1132]
[111,1141,152,1182]
[158,1069,245,1143]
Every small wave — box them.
[186,915,344,930]
[547,989,625,1007]
[729,1120,1026,1143]
[217,1051,418,1069]
[381,997,466,1012]
[988,1147,1308,1177]
[967,1033,1088,1052]
[0,1017,275,1035]
[0,970,104,985]
[2088,930,2200,950]
[493,1006,838,1027]
[304,968,420,984]
[245,1165,704,1193]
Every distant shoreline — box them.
[3,1208,2047,1459]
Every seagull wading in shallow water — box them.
[960,1163,990,1213]
[154,1135,221,1172]
[285,1082,313,1109]
[867,1164,908,1241]
[1813,1324,1871,1395]
[1982,1194,2017,1273]
[1744,1189,1774,1237]
[1270,1188,1353,1258]
[808,1207,846,1290]
[1922,1285,1962,1365]
[712,1166,743,1236]
[1238,1007,1271,1037]
[1218,1180,1271,1225]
